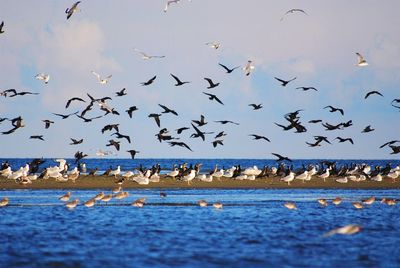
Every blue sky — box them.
[0,0,399,159]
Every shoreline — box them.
[1,175,399,190]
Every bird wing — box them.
[213,95,224,105]
[91,71,101,81]
[274,77,285,83]
[204,78,213,86]
[170,73,182,84]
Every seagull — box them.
[335,137,354,144]
[324,105,344,115]
[249,134,270,142]
[355,52,368,67]
[141,75,157,86]
[65,97,85,109]
[134,48,165,60]
[204,78,220,89]
[214,120,239,125]
[115,88,127,97]
[192,115,207,127]
[272,153,292,162]
[168,141,192,151]
[159,104,178,116]
[364,90,383,99]
[35,73,50,84]
[127,149,139,159]
[125,106,138,118]
[91,71,112,84]
[218,63,240,74]
[296,86,317,91]
[280,9,308,21]
[106,139,121,151]
[170,73,190,86]
[66,1,81,20]
[176,127,190,134]
[361,125,374,133]
[249,103,263,110]
[323,224,362,237]
[53,111,79,119]
[243,60,255,76]
[30,135,44,141]
[42,120,54,129]
[70,138,83,145]
[0,21,5,34]
[205,42,220,49]
[164,0,180,13]
[203,92,224,105]
[275,77,297,87]
[148,113,162,127]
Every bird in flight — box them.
[106,139,121,151]
[0,21,5,34]
[362,125,374,133]
[243,60,255,76]
[127,150,139,159]
[280,9,308,21]
[65,97,85,109]
[164,0,180,13]
[249,103,263,110]
[176,127,190,134]
[70,138,83,145]
[212,140,224,148]
[168,141,192,151]
[42,120,54,129]
[192,115,207,127]
[30,135,44,141]
[115,88,127,97]
[204,78,220,89]
[275,77,297,87]
[272,153,292,162]
[249,134,270,142]
[53,111,79,119]
[170,73,190,86]
[159,104,178,116]
[355,52,368,67]
[66,1,81,20]
[125,106,138,118]
[218,63,240,74]
[214,120,239,125]
[205,42,220,50]
[35,73,50,84]
[149,113,162,127]
[141,75,157,86]
[91,71,112,84]
[335,137,354,144]
[134,48,165,60]
[379,140,399,149]
[296,86,317,91]
[324,105,344,116]
[203,92,224,105]
[364,90,383,99]
[112,132,131,144]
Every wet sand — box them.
[1,175,399,190]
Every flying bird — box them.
[30,135,44,141]
[53,111,79,119]
[272,153,292,162]
[218,63,240,74]
[76,114,103,123]
[296,86,317,91]
[214,120,239,125]
[205,42,220,49]
[115,88,127,97]
[324,105,344,116]
[170,73,190,86]
[308,119,323,124]
[168,141,192,151]
[66,1,81,20]
[164,0,180,13]
[148,113,162,127]
[242,60,255,76]
[204,78,220,89]
[389,145,400,154]
[35,73,50,84]
[134,48,165,60]
[0,21,5,34]
[212,140,224,148]
[335,137,354,144]
[391,99,400,109]
[65,97,85,109]
[364,90,383,99]
[249,134,270,142]
[361,125,374,133]
[176,127,190,134]
[215,131,227,139]
[275,77,297,87]
[112,132,131,143]
[42,120,54,129]
[106,139,121,151]
[355,52,368,67]
[203,92,224,105]
[379,140,399,149]
[127,150,139,159]
[280,9,308,21]
[141,75,157,86]
[91,71,112,84]
[125,106,138,118]
[249,103,263,110]
[101,124,119,134]
[70,138,83,145]
[159,104,178,116]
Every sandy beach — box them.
[1,175,399,190]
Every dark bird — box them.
[249,134,270,142]
[391,99,400,109]
[106,139,121,151]
[159,104,178,116]
[65,97,85,109]
[53,111,79,119]
[76,114,103,122]
[74,151,88,163]
[204,78,220,89]
[176,127,190,134]
[389,145,400,154]
[42,120,54,129]
[115,88,127,97]
[127,150,139,159]
[272,153,292,162]
[148,113,162,127]
[280,9,308,21]
[30,135,44,141]
[379,140,399,149]
[214,120,239,125]
[218,63,240,74]
[125,106,138,118]
[0,21,5,34]
[314,135,331,144]
[66,1,81,20]
[324,105,344,115]
[80,102,93,117]
[341,120,353,128]
[70,138,83,145]
[322,122,343,131]
[112,132,131,143]
[335,137,354,144]
[203,92,224,105]
[212,140,224,148]
[364,90,383,99]
[141,75,157,86]
[296,86,317,91]
[362,125,375,133]
[190,123,211,141]
[170,73,190,86]
[308,119,322,124]
[249,103,263,110]
[1,89,17,97]
[160,192,167,198]
[101,124,119,134]
[8,91,39,97]
[215,131,227,139]
[169,141,192,151]
[274,77,297,87]
[192,115,207,127]
[306,141,322,147]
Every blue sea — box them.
[1,159,400,267]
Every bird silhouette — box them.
[170,73,190,86]
[203,92,224,105]
[275,77,297,87]
[218,63,240,74]
[204,78,220,89]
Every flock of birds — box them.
[1,2,400,162]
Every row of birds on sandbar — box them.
[1,158,399,186]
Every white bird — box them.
[323,224,362,237]
[133,48,165,60]
[281,171,295,185]
[355,52,368,67]
[35,73,50,84]
[242,60,255,76]
[198,174,213,182]
[109,166,121,177]
[205,42,220,50]
[133,176,149,185]
[164,0,180,12]
[66,1,81,20]
[91,71,112,84]
[0,197,9,207]
[295,170,309,182]
[182,169,196,185]
[318,167,330,182]
[284,202,297,210]
[336,177,348,184]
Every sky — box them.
[0,0,399,159]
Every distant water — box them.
[1,158,399,173]
[0,189,399,267]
